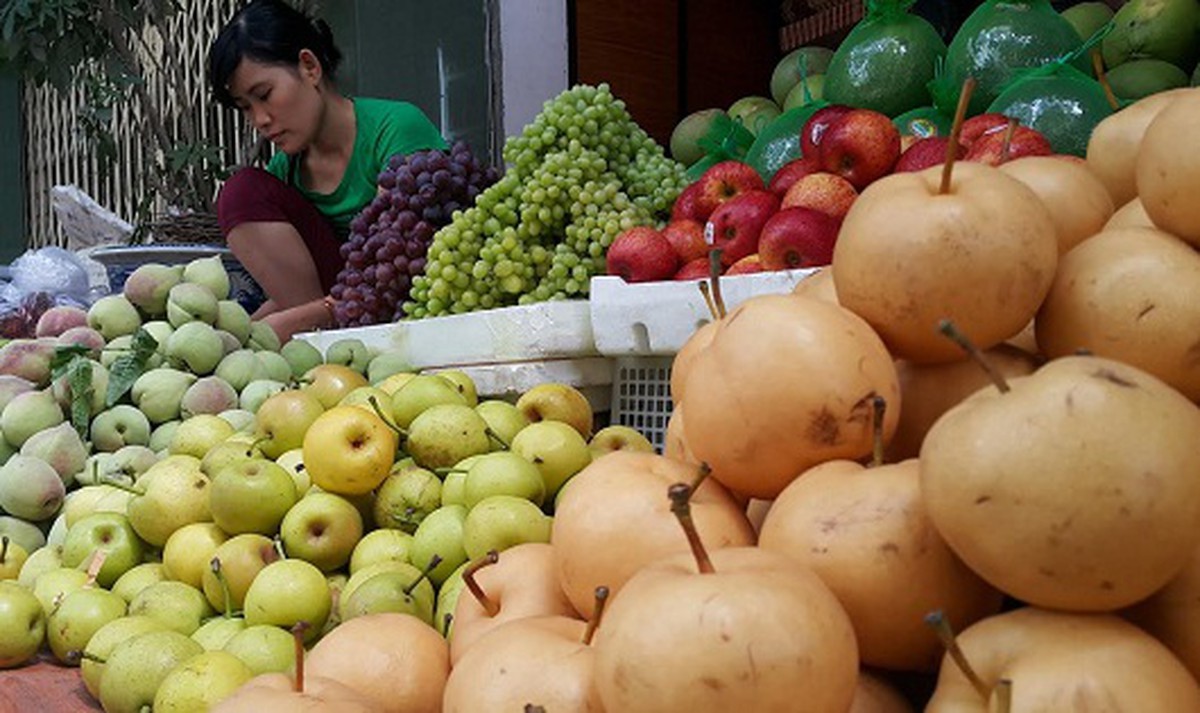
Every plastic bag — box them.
[987,60,1115,157]
[824,0,947,117]
[742,101,830,183]
[683,114,757,181]
[930,0,1089,117]
[0,247,96,339]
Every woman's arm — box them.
[261,297,336,343]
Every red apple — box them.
[758,207,841,270]
[673,258,712,281]
[661,220,708,263]
[606,227,680,283]
[705,190,781,266]
[671,182,708,223]
[693,161,765,218]
[725,255,765,275]
[780,172,858,222]
[959,113,1010,149]
[767,157,821,198]
[800,104,854,157]
[894,136,963,173]
[964,126,1053,166]
[818,109,901,190]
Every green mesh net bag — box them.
[930,0,1089,117]
[893,106,953,137]
[987,57,1115,157]
[824,0,947,117]
[742,101,830,182]
[682,114,758,181]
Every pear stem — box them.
[404,554,443,597]
[273,536,287,561]
[211,557,233,618]
[1092,50,1120,111]
[367,396,408,440]
[698,281,719,322]
[708,249,727,318]
[485,427,511,451]
[68,650,106,665]
[442,612,453,636]
[926,610,990,700]
[582,586,610,646]
[291,621,309,693]
[999,118,1018,165]
[871,395,887,468]
[435,467,467,477]
[940,77,977,195]
[85,550,108,588]
[938,320,1011,394]
[690,462,712,494]
[463,550,501,617]
[669,482,715,574]
[0,536,8,563]
[525,706,547,713]
[995,678,1013,713]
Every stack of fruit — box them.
[0,306,643,711]
[401,83,687,318]
[612,98,1059,281]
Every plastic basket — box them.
[610,356,675,453]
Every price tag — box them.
[704,221,716,246]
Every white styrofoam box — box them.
[295,299,598,369]
[588,269,818,356]
[424,357,614,412]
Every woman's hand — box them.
[261,297,336,343]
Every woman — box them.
[209,0,446,340]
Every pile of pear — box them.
[0,254,631,711]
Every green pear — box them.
[123,263,184,316]
[390,374,466,429]
[274,448,310,495]
[434,561,469,636]
[242,558,330,641]
[475,399,530,448]
[325,338,372,374]
[20,422,87,485]
[98,629,204,713]
[255,351,292,384]
[0,454,65,521]
[183,255,231,300]
[200,440,258,479]
[373,464,442,532]
[221,624,294,675]
[87,295,142,341]
[209,458,298,535]
[56,326,106,358]
[47,586,127,664]
[166,283,219,328]
[339,561,424,619]
[153,649,253,711]
[32,567,87,616]
[238,379,286,413]
[0,514,46,553]
[169,415,233,459]
[461,495,553,560]
[215,349,267,392]
[80,615,164,698]
[142,320,174,357]
[441,470,466,507]
[201,534,279,613]
[61,512,145,588]
[111,562,169,604]
[434,369,478,407]
[99,334,133,370]
[280,339,323,380]
[246,321,281,352]
[510,420,593,498]
[129,580,215,636]
[191,615,246,651]
[0,431,15,468]
[215,329,243,356]
[215,300,251,344]
[132,368,197,424]
[0,581,45,668]
[166,321,225,375]
[410,504,469,586]
[90,405,152,453]
[219,409,256,433]
[1,389,64,448]
[50,358,109,418]
[180,376,239,418]
[406,404,491,470]
[107,446,159,483]
[45,514,68,547]
[279,491,363,572]
[149,420,181,453]
[17,544,62,587]
[0,375,33,414]
[340,567,436,625]
[463,451,546,508]
[126,459,211,547]
[349,528,414,574]
[366,351,411,385]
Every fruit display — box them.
[330,142,500,327]
[401,83,687,318]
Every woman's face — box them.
[227,52,325,155]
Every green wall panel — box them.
[0,73,26,263]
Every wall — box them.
[0,73,24,262]
[498,1,570,140]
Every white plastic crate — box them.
[609,356,675,452]
[295,299,597,369]
[588,269,817,356]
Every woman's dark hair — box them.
[208,0,343,107]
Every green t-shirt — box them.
[267,97,447,232]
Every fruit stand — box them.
[4,0,1200,710]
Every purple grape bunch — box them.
[330,141,500,327]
